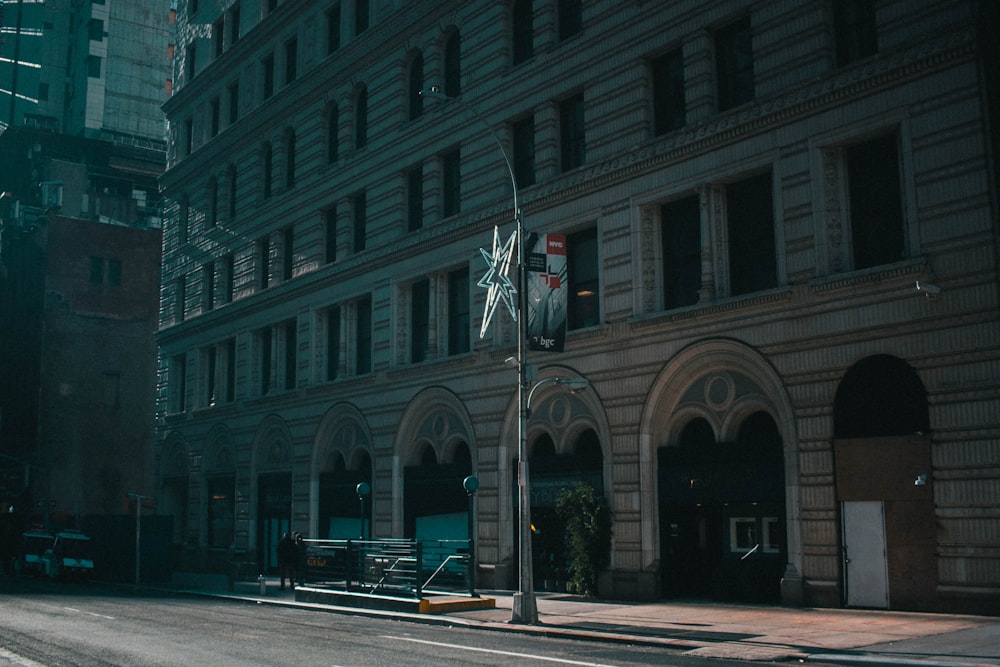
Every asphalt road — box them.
[0,578,785,666]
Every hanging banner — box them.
[526,233,567,352]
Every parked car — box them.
[42,530,94,580]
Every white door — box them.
[842,500,889,608]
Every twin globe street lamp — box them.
[421,88,589,624]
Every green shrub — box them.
[555,483,612,597]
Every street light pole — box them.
[420,87,539,623]
[127,492,152,585]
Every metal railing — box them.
[300,538,474,599]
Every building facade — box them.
[157,0,1000,613]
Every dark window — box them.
[327,4,341,54]
[652,49,685,135]
[262,143,273,198]
[407,166,423,232]
[267,0,277,13]
[444,32,461,97]
[90,256,104,283]
[567,227,599,329]
[205,262,215,310]
[325,206,338,263]
[88,55,102,78]
[326,103,339,162]
[834,355,929,438]
[847,133,904,269]
[225,338,235,402]
[355,0,369,35]
[284,318,297,390]
[353,191,366,252]
[210,97,220,136]
[172,354,186,412]
[560,93,585,172]
[727,171,776,296]
[260,327,272,395]
[356,297,372,375]
[185,43,196,79]
[285,37,297,84]
[213,17,224,57]
[258,237,270,289]
[326,306,341,381]
[190,0,199,14]
[512,115,535,188]
[558,0,581,41]
[285,131,296,188]
[282,225,294,281]
[661,195,701,310]
[206,345,217,404]
[184,118,193,155]
[355,87,368,149]
[262,54,274,99]
[716,18,754,111]
[107,259,122,285]
[224,253,234,303]
[834,0,876,66]
[230,3,241,44]
[448,267,470,355]
[228,81,240,124]
[408,53,424,121]
[512,0,534,65]
[89,18,104,41]
[442,149,461,218]
[411,279,430,363]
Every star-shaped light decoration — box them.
[478,225,518,338]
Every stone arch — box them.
[639,338,799,602]
[249,414,293,571]
[309,402,373,539]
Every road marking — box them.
[0,646,47,667]
[59,606,116,620]
[382,636,621,666]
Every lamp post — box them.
[127,492,152,585]
[463,475,479,597]
[356,482,371,540]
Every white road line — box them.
[59,606,116,620]
[0,646,47,667]
[382,636,621,667]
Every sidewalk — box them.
[185,578,1000,666]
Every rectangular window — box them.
[567,227,599,329]
[262,54,274,99]
[184,118,193,156]
[442,149,461,218]
[228,81,240,124]
[327,4,341,54]
[88,18,104,41]
[87,55,102,78]
[716,17,754,111]
[282,226,294,281]
[90,256,104,283]
[204,261,215,310]
[660,196,701,310]
[229,3,241,45]
[834,0,876,66]
[210,97,220,136]
[205,345,217,406]
[285,37,297,84]
[224,338,236,403]
[326,306,341,381]
[257,237,270,290]
[259,326,272,395]
[325,207,338,263]
[727,171,776,296]
[560,93,585,172]
[652,49,685,135]
[411,279,430,363]
[512,115,536,188]
[353,191,366,253]
[175,277,186,321]
[448,267,470,355]
[847,133,904,269]
[356,296,372,375]
[513,0,534,65]
[558,0,582,41]
[171,354,187,413]
[107,258,122,285]
[213,17,224,57]
[407,166,423,232]
[185,43,196,79]
[284,318,297,390]
[355,0,369,35]
[224,253,234,303]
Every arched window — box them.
[420,444,437,466]
[408,52,423,120]
[444,31,461,97]
[574,429,602,470]
[355,85,368,149]
[834,355,929,438]
[530,433,556,459]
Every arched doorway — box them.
[834,354,934,610]
[658,411,785,602]
[318,451,372,539]
[404,441,471,539]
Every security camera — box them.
[915,281,940,299]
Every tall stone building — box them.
[156,0,1000,613]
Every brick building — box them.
[156,0,999,613]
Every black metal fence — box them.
[300,538,474,599]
